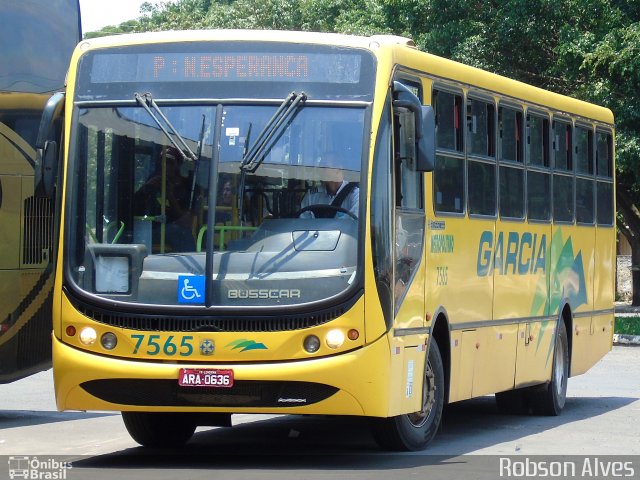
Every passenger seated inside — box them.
[299,151,359,219]
[134,146,196,252]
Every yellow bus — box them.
[0,0,80,383]
[50,30,615,450]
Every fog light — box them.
[303,335,321,353]
[79,327,97,346]
[325,329,345,349]
[101,332,118,350]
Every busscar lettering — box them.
[477,231,546,276]
[228,289,301,299]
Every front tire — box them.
[530,320,569,415]
[372,340,445,451]
[122,412,197,448]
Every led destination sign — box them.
[90,52,362,84]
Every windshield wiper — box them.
[240,91,306,173]
[237,91,306,224]
[134,92,198,162]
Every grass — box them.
[614,317,640,335]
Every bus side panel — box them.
[472,324,518,397]
[553,224,595,376]
[493,221,546,392]
[431,217,494,403]
[579,225,615,375]
[513,220,552,387]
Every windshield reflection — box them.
[69,103,365,308]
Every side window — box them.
[468,97,496,216]
[501,107,524,162]
[468,160,496,216]
[553,119,574,222]
[395,109,422,209]
[596,131,614,226]
[500,106,524,219]
[527,112,551,222]
[467,97,496,158]
[393,81,425,310]
[528,113,549,167]
[434,89,463,152]
[553,119,572,171]
[528,171,551,221]
[575,125,594,224]
[434,88,464,214]
[370,99,393,326]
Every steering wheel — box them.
[294,204,358,220]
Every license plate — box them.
[178,368,234,388]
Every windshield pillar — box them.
[205,104,224,307]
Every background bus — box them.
[0,0,81,383]
[50,30,614,450]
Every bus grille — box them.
[77,305,344,332]
[72,293,360,332]
[22,196,54,265]
[80,379,338,408]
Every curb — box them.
[613,334,640,346]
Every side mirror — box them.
[35,92,65,198]
[393,81,436,172]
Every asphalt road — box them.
[0,346,638,480]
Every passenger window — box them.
[528,113,549,167]
[553,174,574,222]
[553,120,572,171]
[596,131,613,226]
[500,107,523,163]
[596,132,613,178]
[575,126,593,174]
[527,171,551,221]
[435,155,464,214]
[576,178,594,224]
[597,181,614,225]
[468,160,496,216]
[467,98,495,158]
[500,165,524,219]
[433,89,463,152]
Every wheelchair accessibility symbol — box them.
[178,276,205,304]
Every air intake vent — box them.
[71,292,361,332]
[22,196,53,265]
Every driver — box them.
[300,152,359,218]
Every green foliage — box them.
[615,317,640,335]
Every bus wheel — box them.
[122,412,197,447]
[530,320,569,416]
[372,340,445,451]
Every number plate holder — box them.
[178,368,234,388]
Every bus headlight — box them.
[325,329,345,349]
[79,327,97,346]
[101,332,118,350]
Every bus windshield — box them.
[67,100,366,308]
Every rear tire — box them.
[122,412,197,447]
[530,320,569,416]
[372,340,445,451]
